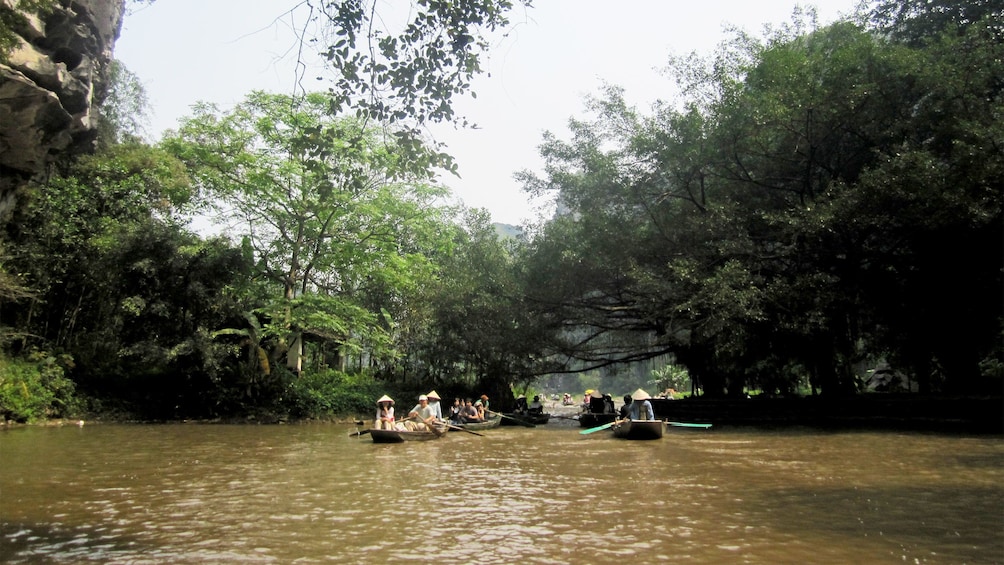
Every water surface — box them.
[1,422,1001,564]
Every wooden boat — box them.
[451,412,502,431]
[499,412,550,426]
[369,424,446,443]
[578,412,617,428]
[611,419,665,440]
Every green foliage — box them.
[166,91,454,374]
[98,61,151,147]
[282,369,387,419]
[0,350,79,422]
[516,1,1003,397]
[0,0,54,63]
[312,0,530,177]
[649,364,690,393]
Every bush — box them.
[282,369,389,419]
[0,351,80,422]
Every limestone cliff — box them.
[0,0,124,218]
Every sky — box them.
[113,0,861,226]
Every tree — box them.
[287,0,531,177]
[165,91,451,374]
[0,140,252,416]
[517,2,1002,396]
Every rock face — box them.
[0,0,124,219]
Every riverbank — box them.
[539,393,1003,433]
[648,394,1004,433]
[7,393,1000,433]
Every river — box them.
[1,419,1001,564]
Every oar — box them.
[667,421,713,429]
[492,411,535,428]
[579,419,622,435]
[443,421,485,437]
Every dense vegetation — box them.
[0,0,999,422]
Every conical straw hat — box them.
[426,390,441,400]
[376,394,394,405]
[630,388,651,401]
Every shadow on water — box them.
[747,485,1004,564]
[0,522,149,564]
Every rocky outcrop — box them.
[0,0,124,219]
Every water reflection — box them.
[1,424,1001,564]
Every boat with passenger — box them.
[610,419,665,440]
[452,412,502,431]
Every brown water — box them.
[1,421,1001,564]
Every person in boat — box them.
[449,397,464,424]
[474,399,486,420]
[627,388,656,420]
[406,394,438,431]
[528,395,544,415]
[514,395,529,414]
[618,394,632,420]
[479,394,490,414]
[602,393,616,414]
[460,398,482,423]
[374,395,395,430]
[426,390,444,422]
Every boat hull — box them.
[452,413,502,431]
[611,419,665,440]
[499,412,550,426]
[578,412,617,428]
[369,426,445,443]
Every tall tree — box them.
[165,91,450,373]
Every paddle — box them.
[493,411,535,428]
[579,419,623,435]
[667,421,713,429]
[443,421,485,437]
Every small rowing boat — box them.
[578,412,617,428]
[451,412,502,432]
[611,419,665,440]
[499,412,550,426]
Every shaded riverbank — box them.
[648,394,1003,433]
[6,393,1000,433]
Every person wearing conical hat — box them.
[374,395,395,430]
[426,390,443,422]
[628,388,655,421]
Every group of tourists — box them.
[512,394,545,415]
[373,390,444,432]
[448,395,490,425]
[374,392,492,431]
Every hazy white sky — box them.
[114,0,860,225]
